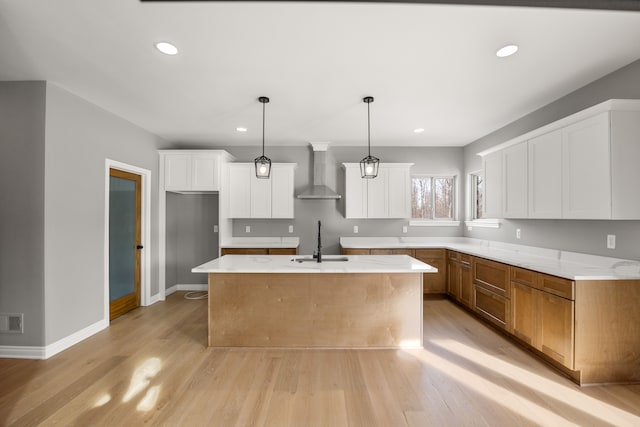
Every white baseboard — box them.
[147,293,163,305]
[0,318,108,360]
[165,284,207,296]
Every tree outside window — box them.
[411,176,455,220]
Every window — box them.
[471,172,484,220]
[411,176,455,221]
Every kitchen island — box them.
[192,255,436,349]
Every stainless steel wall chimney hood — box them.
[297,142,341,199]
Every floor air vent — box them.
[0,313,23,333]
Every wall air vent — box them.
[0,313,24,334]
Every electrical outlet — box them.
[245,225,251,233]
[213,225,218,233]
[288,225,293,233]
[353,225,359,234]
[607,234,616,249]
[402,226,408,234]
[516,228,521,239]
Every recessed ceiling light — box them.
[155,41,178,55]
[414,128,425,133]
[236,127,247,132]
[496,44,518,58]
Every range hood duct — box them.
[297,142,341,200]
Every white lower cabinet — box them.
[227,163,296,219]
[343,163,412,219]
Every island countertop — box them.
[192,254,437,274]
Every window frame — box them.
[409,174,458,226]
[465,170,501,229]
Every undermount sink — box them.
[291,256,349,263]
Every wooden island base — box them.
[207,272,423,348]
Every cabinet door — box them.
[250,166,272,218]
[164,154,190,191]
[562,112,611,219]
[228,165,251,218]
[447,259,460,299]
[503,142,528,218]
[511,282,537,346]
[459,263,473,308]
[483,151,504,218]
[367,167,388,218]
[528,130,562,218]
[191,154,219,191]
[345,166,367,218]
[537,292,575,369]
[271,165,294,218]
[387,166,410,218]
[415,249,446,294]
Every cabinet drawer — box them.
[392,249,415,256]
[415,249,445,259]
[447,250,460,262]
[510,266,537,287]
[370,249,394,255]
[474,285,508,330]
[221,248,268,255]
[538,274,575,300]
[341,248,371,255]
[268,248,297,255]
[460,253,472,266]
[473,258,510,298]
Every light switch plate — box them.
[516,228,521,239]
[607,234,616,249]
[214,225,218,233]
[288,225,293,233]
[354,225,359,234]
[245,225,251,233]
[402,226,408,233]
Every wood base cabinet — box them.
[473,257,510,330]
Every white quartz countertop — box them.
[220,237,300,248]
[340,237,640,281]
[192,254,437,274]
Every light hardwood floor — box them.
[1,293,639,426]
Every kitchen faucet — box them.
[314,220,322,263]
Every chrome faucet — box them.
[313,220,322,263]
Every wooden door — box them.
[109,168,142,320]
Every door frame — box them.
[104,159,152,324]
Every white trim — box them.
[409,220,460,227]
[465,219,502,229]
[104,159,153,330]
[148,293,163,305]
[0,318,108,359]
[165,284,208,296]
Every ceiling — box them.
[2,1,640,148]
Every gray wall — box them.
[464,59,640,260]
[43,83,165,345]
[163,145,465,256]
[0,82,46,347]
[166,193,218,287]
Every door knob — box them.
[136,245,144,250]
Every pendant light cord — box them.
[262,100,266,157]
[367,101,371,157]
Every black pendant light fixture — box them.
[254,96,271,179]
[360,96,379,179]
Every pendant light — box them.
[360,96,379,179]
[254,96,271,179]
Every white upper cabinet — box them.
[344,165,367,219]
[227,163,296,219]
[528,129,562,218]
[162,150,231,192]
[561,112,611,219]
[503,142,528,218]
[479,99,640,221]
[482,151,503,219]
[343,163,413,219]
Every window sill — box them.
[464,219,502,229]
[409,220,460,227]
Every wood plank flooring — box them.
[1,293,639,426]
